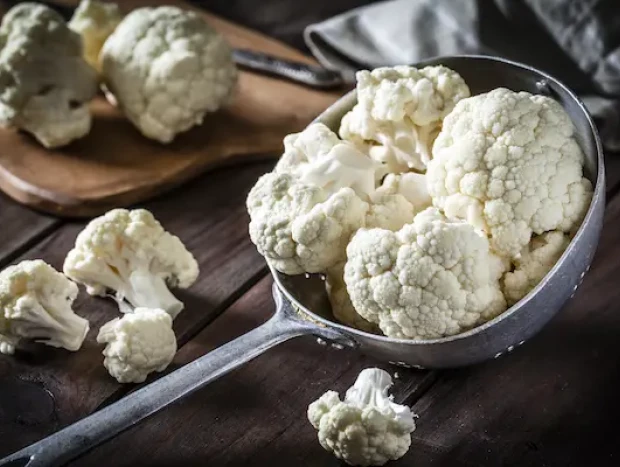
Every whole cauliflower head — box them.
[247,172,368,275]
[344,208,507,339]
[308,368,416,466]
[68,0,123,73]
[100,6,238,143]
[275,123,385,198]
[503,231,570,305]
[0,3,98,148]
[63,209,199,319]
[0,260,89,355]
[340,65,470,173]
[326,263,378,333]
[427,88,593,260]
[97,307,176,383]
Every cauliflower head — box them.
[503,231,570,305]
[68,0,123,73]
[344,208,507,339]
[0,260,89,355]
[247,172,368,275]
[0,3,98,148]
[97,307,176,383]
[275,123,385,198]
[63,209,199,319]
[340,65,470,173]
[308,368,416,466]
[100,6,238,143]
[427,88,593,260]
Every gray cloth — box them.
[304,0,620,150]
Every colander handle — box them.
[0,285,352,467]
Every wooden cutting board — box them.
[0,0,344,217]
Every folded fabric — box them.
[305,0,620,150]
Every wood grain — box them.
[71,275,431,467]
[0,192,59,266]
[0,0,343,217]
[0,161,274,457]
[394,194,620,467]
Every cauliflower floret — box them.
[0,3,98,148]
[340,65,470,173]
[503,231,570,305]
[247,172,368,275]
[275,123,385,198]
[63,209,199,319]
[308,368,416,466]
[326,263,377,333]
[344,208,507,339]
[0,260,89,354]
[427,88,593,260]
[69,0,123,73]
[97,307,176,383]
[100,6,238,143]
[376,173,431,213]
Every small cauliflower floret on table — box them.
[0,3,98,148]
[340,65,470,173]
[0,260,89,355]
[427,87,593,260]
[68,0,123,73]
[344,208,507,339]
[97,307,176,383]
[503,231,570,305]
[308,368,416,466]
[100,6,238,143]
[247,171,369,275]
[63,209,199,319]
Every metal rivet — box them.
[316,338,327,346]
[494,352,503,359]
[331,343,344,350]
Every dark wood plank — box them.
[71,275,431,467]
[384,193,620,467]
[0,161,274,457]
[0,192,59,266]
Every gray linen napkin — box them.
[304,0,620,150]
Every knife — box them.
[5,0,349,89]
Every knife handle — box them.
[232,48,345,89]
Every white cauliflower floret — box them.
[97,307,176,383]
[503,231,570,305]
[366,172,432,231]
[0,260,89,355]
[326,263,377,333]
[247,172,368,275]
[308,368,416,466]
[427,88,593,260]
[69,0,123,73]
[376,173,431,213]
[101,6,238,143]
[63,209,199,319]
[0,3,98,148]
[340,65,470,172]
[275,123,385,197]
[344,208,507,339]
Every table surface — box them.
[3,3,620,467]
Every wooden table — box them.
[3,8,620,467]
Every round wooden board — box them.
[0,1,344,217]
